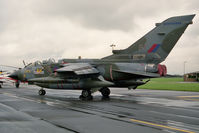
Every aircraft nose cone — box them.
[8,71,19,80]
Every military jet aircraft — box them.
[9,14,195,100]
[0,65,23,88]
[0,70,17,88]
[0,70,5,88]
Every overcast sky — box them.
[0,0,198,74]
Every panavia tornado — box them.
[9,14,195,100]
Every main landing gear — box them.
[99,87,110,98]
[38,89,46,96]
[79,89,93,100]
[79,87,111,100]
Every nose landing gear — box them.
[15,81,20,88]
[38,89,46,96]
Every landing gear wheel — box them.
[100,87,110,98]
[80,90,93,100]
[15,81,20,88]
[38,89,46,96]
[0,84,1,88]
[82,90,91,97]
[79,95,84,99]
[133,86,137,90]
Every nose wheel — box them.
[15,81,20,88]
[38,89,46,96]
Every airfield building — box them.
[184,71,199,82]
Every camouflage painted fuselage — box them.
[14,58,162,90]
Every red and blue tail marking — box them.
[148,44,161,53]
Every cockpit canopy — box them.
[26,58,56,68]
[42,58,55,64]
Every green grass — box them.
[138,77,199,92]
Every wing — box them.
[56,63,99,76]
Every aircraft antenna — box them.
[110,44,116,51]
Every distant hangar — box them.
[184,71,199,82]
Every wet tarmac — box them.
[0,84,199,133]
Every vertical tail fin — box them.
[102,14,195,64]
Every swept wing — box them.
[56,63,99,75]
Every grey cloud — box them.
[31,0,186,32]
[0,0,193,32]
[186,0,199,10]
[31,0,135,31]
[0,1,32,32]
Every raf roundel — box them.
[147,44,161,53]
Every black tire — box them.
[79,95,83,99]
[0,85,2,88]
[100,87,110,97]
[38,89,46,96]
[82,90,91,98]
[81,90,93,100]
[133,86,137,90]
[16,83,20,88]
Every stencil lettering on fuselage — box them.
[34,68,44,74]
